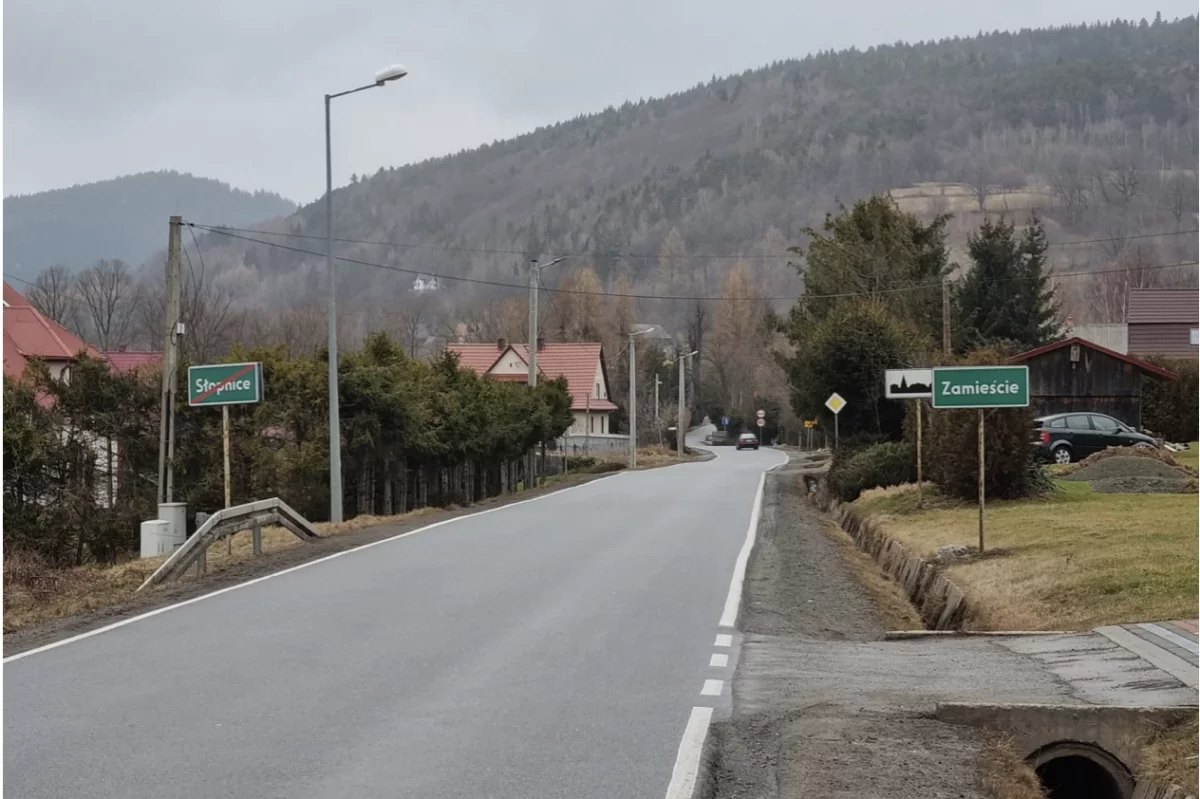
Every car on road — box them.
[735,433,759,450]
[1034,412,1159,464]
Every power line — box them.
[187,221,1198,261]
[190,222,1197,304]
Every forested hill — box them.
[192,17,1197,315]
[4,171,295,282]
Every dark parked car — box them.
[736,433,759,450]
[1034,412,1158,464]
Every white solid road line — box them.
[663,706,714,799]
[714,633,732,648]
[700,679,723,696]
[709,653,729,668]
[3,473,625,664]
[718,473,766,628]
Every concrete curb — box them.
[884,630,1072,640]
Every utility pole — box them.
[942,279,952,357]
[677,350,697,455]
[528,258,540,388]
[157,216,182,505]
[526,256,566,489]
[629,333,638,469]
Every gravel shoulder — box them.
[705,464,1076,799]
[4,471,621,657]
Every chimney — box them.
[497,337,507,350]
[537,336,545,351]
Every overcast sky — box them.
[5,1,1196,204]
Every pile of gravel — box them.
[1090,476,1193,494]
[1060,455,1196,494]
[1061,456,1188,482]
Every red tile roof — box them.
[1010,336,1177,380]
[1127,289,1199,325]
[3,282,98,380]
[102,350,164,374]
[445,342,619,411]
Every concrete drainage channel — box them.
[699,465,1199,799]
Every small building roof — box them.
[2,281,98,380]
[102,350,164,374]
[1127,289,1199,325]
[1010,336,1177,380]
[445,341,619,411]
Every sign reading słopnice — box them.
[931,366,1029,409]
[188,362,263,407]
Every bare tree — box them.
[1051,153,1092,224]
[1087,244,1163,322]
[1159,172,1197,230]
[26,265,81,333]
[1098,149,1142,208]
[75,259,140,350]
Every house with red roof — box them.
[445,338,620,441]
[3,281,99,383]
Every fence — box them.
[557,433,630,455]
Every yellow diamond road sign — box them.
[825,392,846,414]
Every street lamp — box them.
[528,256,567,388]
[678,349,698,455]
[628,328,652,470]
[325,63,408,524]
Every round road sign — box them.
[756,418,766,428]
[756,409,766,419]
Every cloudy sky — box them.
[5,1,1195,204]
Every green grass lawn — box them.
[854,480,1198,631]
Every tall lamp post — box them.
[326,64,408,523]
[677,350,698,455]
[628,328,651,470]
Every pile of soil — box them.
[1061,455,1194,494]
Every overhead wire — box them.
[189,221,1199,304]
[186,221,1199,260]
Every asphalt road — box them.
[5,434,785,799]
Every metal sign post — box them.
[188,362,264,553]
[825,393,846,450]
[931,365,1030,553]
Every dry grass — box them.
[820,519,924,630]
[978,735,1048,799]
[2,507,443,634]
[1059,444,1197,478]
[591,444,700,468]
[1174,443,1199,473]
[1139,716,1200,795]
[853,481,1198,630]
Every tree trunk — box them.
[382,457,394,516]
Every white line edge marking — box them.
[663,706,713,799]
[718,472,767,628]
[1140,623,1200,655]
[700,679,723,696]
[3,472,625,664]
[714,634,732,648]
[709,653,729,668]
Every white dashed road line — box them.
[700,679,723,697]
[709,653,729,668]
[714,633,732,647]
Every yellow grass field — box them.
[853,481,1198,631]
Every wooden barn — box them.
[1010,337,1176,429]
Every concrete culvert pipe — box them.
[1029,742,1134,799]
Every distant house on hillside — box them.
[445,338,621,446]
[1127,289,1199,359]
[412,275,440,293]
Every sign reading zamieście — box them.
[187,362,263,407]
[931,366,1029,409]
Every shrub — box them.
[827,441,917,502]
[1143,357,1199,443]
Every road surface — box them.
[5,434,784,799]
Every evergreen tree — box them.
[955,214,1061,353]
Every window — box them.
[596,382,601,398]
[601,417,606,434]
[1066,415,1091,430]
[1049,417,1067,428]
[1190,329,1199,346]
[589,416,594,433]
[1090,415,1119,432]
